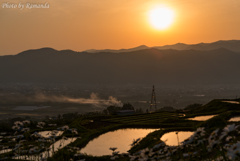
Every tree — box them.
[103,109,108,115]
[63,113,77,119]
[122,103,134,110]
[45,115,49,120]
[105,103,134,115]
[136,108,143,114]
[58,114,62,120]
[184,103,202,110]
[107,106,117,114]
[160,106,175,112]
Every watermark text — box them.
[2,2,50,10]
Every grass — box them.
[128,126,194,154]
[1,98,240,160]
[187,99,240,115]
[102,111,179,125]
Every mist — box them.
[32,92,123,107]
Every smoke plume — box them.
[33,93,123,107]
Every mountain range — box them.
[1,40,240,85]
[84,40,240,53]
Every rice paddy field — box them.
[102,112,182,124]
[0,98,240,161]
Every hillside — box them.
[85,40,240,53]
[155,40,240,52]
[0,47,240,84]
[187,98,240,114]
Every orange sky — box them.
[1,0,240,55]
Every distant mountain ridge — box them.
[0,47,240,85]
[84,45,149,53]
[84,40,240,53]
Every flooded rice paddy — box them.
[80,128,159,156]
[160,131,194,146]
[187,115,216,121]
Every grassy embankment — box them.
[50,99,240,160]
[1,98,240,160]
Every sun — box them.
[149,6,174,30]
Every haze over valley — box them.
[0,40,240,119]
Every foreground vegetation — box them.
[0,99,240,160]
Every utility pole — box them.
[150,85,157,112]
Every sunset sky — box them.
[1,0,240,55]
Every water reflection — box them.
[12,137,77,160]
[229,117,240,122]
[41,137,77,158]
[160,131,194,146]
[179,114,186,117]
[0,149,12,154]
[222,101,240,104]
[187,115,216,121]
[80,128,159,156]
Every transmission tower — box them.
[150,85,157,112]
